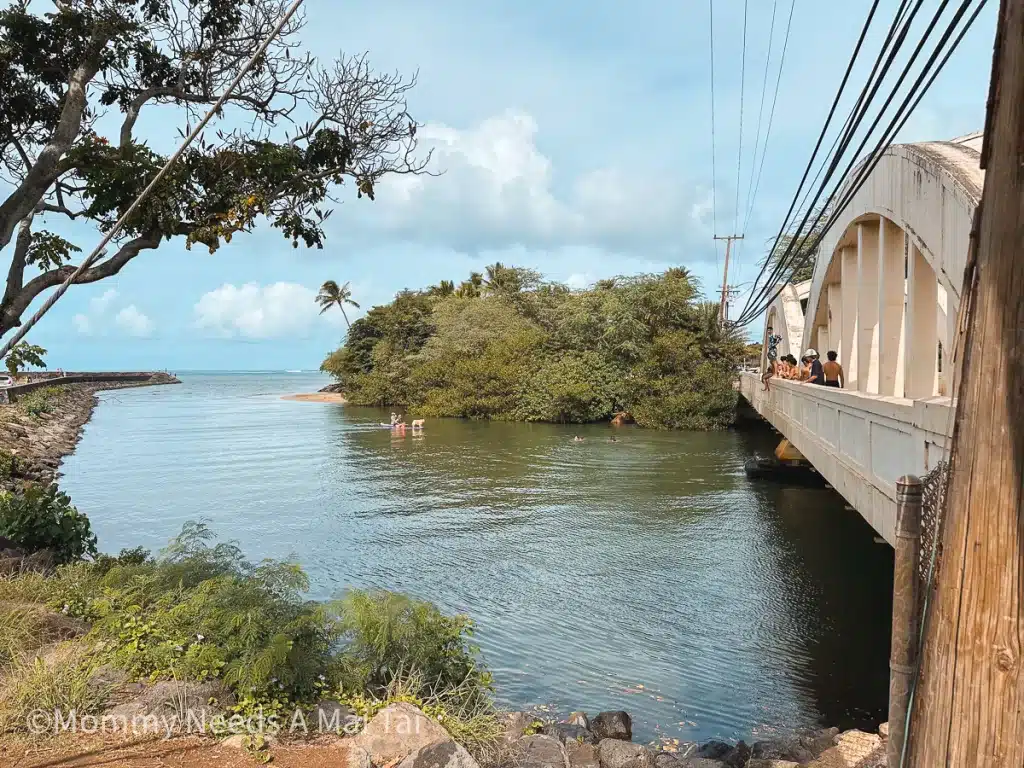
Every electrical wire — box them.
[733,0,750,235]
[730,0,884,322]
[737,0,989,325]
[737,0,920,321]
[736,0,968,324]
[0,0,308,359]
[709,0,720,238]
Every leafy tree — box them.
[0,1,430,337]
[315,280,360,328]
[323,266,743,428]
[4,341,46,377]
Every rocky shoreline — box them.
[0,372,180,493]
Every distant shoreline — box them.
[281,392,347,403]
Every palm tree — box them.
[316,280,360,328]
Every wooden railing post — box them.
[889,474,922,767]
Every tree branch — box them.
[0,53,104,252]
[0,233,159,336]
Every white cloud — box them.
[72,313,92,334]
[565,273,592,290]
[115,305,154,337]
[90,288,119,314]
[359,111,708,255]
[72,289,154,337]
[193,282,347,339]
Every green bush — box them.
[333,589,491,696]
[0,484,97,563]
[17,386,61,418]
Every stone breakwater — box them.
[0,372,180,493]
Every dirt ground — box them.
[2,733,363,768]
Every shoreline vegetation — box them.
[320,266,744,431]
[0,382,889,767]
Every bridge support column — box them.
[878,218,905,396]
[841,246,859,389]
[857,221,880,394]
[827,283,843,363]
[905,242,937,398]
[889,475,922,768]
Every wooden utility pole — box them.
[714,234,743,321]
[906,1,1024,764]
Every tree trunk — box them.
[906,0,1024,764]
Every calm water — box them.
[60,372,894,745]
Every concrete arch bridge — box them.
[738,132,983,545]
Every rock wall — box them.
[0,374,179,492]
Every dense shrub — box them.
[333,589,491,696]
[322,266,743,428]
[0,484,97,562]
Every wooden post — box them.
[889,475,922,768]
[906,1,1024,764]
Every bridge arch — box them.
[761,132,983,398]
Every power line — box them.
[740,0,796,238]
[736,0,989,325]
[733,0,750,234]
[732,0,885,322]
[736,0,927,323]
[742,0,968,323]
[0,0,309,360]
[708,0,719,238]
[738,0,918,320]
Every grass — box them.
[0,641,112,734]
[0,603,45,668]
[0,525,507,763]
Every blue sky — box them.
[13,0,997,370]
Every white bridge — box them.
[738,132,983,545]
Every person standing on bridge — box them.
[822,351,844,388]
[803,349,825,385]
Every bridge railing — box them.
[738,372,952,544]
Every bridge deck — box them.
[738,372,952,545]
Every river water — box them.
[59,372,893,745]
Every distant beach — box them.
[281,392,346,403]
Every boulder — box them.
[597,739,655,768]
[105,680,234,723]
[567,741,600,768]
[654,753,681,768]
[311,699,361,735]
[591,711,632,741]
[354,703,451,766]
[397,740,480,768]
[878,722,890,740]
[720,741,750,768]
[544,722,597,745]
[516,734,568,768]
[693,741,730,760]
[502,711,534,743]
[675,759,726,768]
[807,729,885,768]
[568,712,591,730]
[746,761,800,768]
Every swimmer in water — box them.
[573,436,584,442]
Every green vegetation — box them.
[0,1,428,339]
[0,522,499,756]
[16,386,62,418]
[316,280,361,328]
[0,484,98,563]
[321,265,744,430]
[4,342,46,378]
